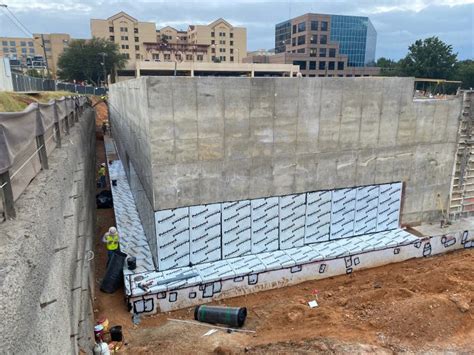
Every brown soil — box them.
[92,102,473,354]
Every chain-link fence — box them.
[11,72,107,96]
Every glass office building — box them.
[275,20,292,54]
[329,15,376,67]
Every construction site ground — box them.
[93,101,473,354]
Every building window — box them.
[175,54,182,61]
[309,61,316,70]
[3,47,8,53]
[135,37,139,42]
[121,44,129,49]
[212,55,216,61]
[219,48,226,53]
[136,54,140,59]
[152,53,159,60]
[230,56,234,61]
[319,48,326,57]
[28,41,33,47]
[329,48,336,57]
[230,32,233,38]
[311,21,318,31]
[220,32,226,37]
[9,41,15,46]
[29,48,34,53]
[319,61,326,70]
[124,53,130,59]
[230,48,234,54]
[20,41,26,46]
[21,48,27,53]
[297,48,305,53]
[297,22,306,32]
[211,48,215,53]
[220,56,226,61]
[297,35,305,45]
[134,28,139,34]
[186,54,193,60]
[135,45,139,50]
[164,53,170,60]
[197,54,203,61]
[293,60,306,70]
[121,36,128,41]
[292,37,296,46]
[328,61,335,70]
[320,35,327,44]
[321,21,328,31]
[2,41,7,46]
[219,40,225,45]
[211,40,215,44]
[310,48,317,57]
[338,61,344,70]
[109,26,114,32]
[310,35,317,44]
[211,31,215,37]
[110,36,115,41]
[120,27,128,32]
[230,40,233,45]
[292,24,297,34]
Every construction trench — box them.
[0,77,473,353]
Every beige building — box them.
[91,12,247,65]
[0,33,70,78]
[90,11,157,61]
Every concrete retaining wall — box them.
[110,77,461,226]
[0,108,96,353]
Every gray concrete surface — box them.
[0,108,96,354]
[109,77,462,233]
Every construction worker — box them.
[102,226,120,266]
[98,163,106,188]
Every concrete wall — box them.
[110,77,462,225]
[0,109,96,353]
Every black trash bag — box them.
[100,250,127,293]
[96,190,113,209]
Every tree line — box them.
[376,36,473,89]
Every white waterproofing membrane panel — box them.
[155,207,190,270]
[376,183,403,231]
[251,197,280,253]
[221,200,252,259]
[194,259,236,283]
[227,254,267,276]
[189,203,222,265]
[305,190,332,244]
[354,185,379,235]
[330,188,357,239]
[279,194,307,249]
[257,250,296,271]
[108,160,154,274]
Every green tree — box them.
[399,36,457,79]
[57,37,126,86]
[453,60,474,89]
[376,57,402,76]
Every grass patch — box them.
[0,91,82,112]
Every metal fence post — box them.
[64,99,70,135]
[0,171,16,219]
[54,101,61,148]
[35,106,49,170]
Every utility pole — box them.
[39,34,50,78]
[99,52,107,86]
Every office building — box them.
[246,13,379,77]
[0,33,71,77]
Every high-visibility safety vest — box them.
[98,166,106,177]
[106,233,119,251]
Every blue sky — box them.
[1,0,473,60]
